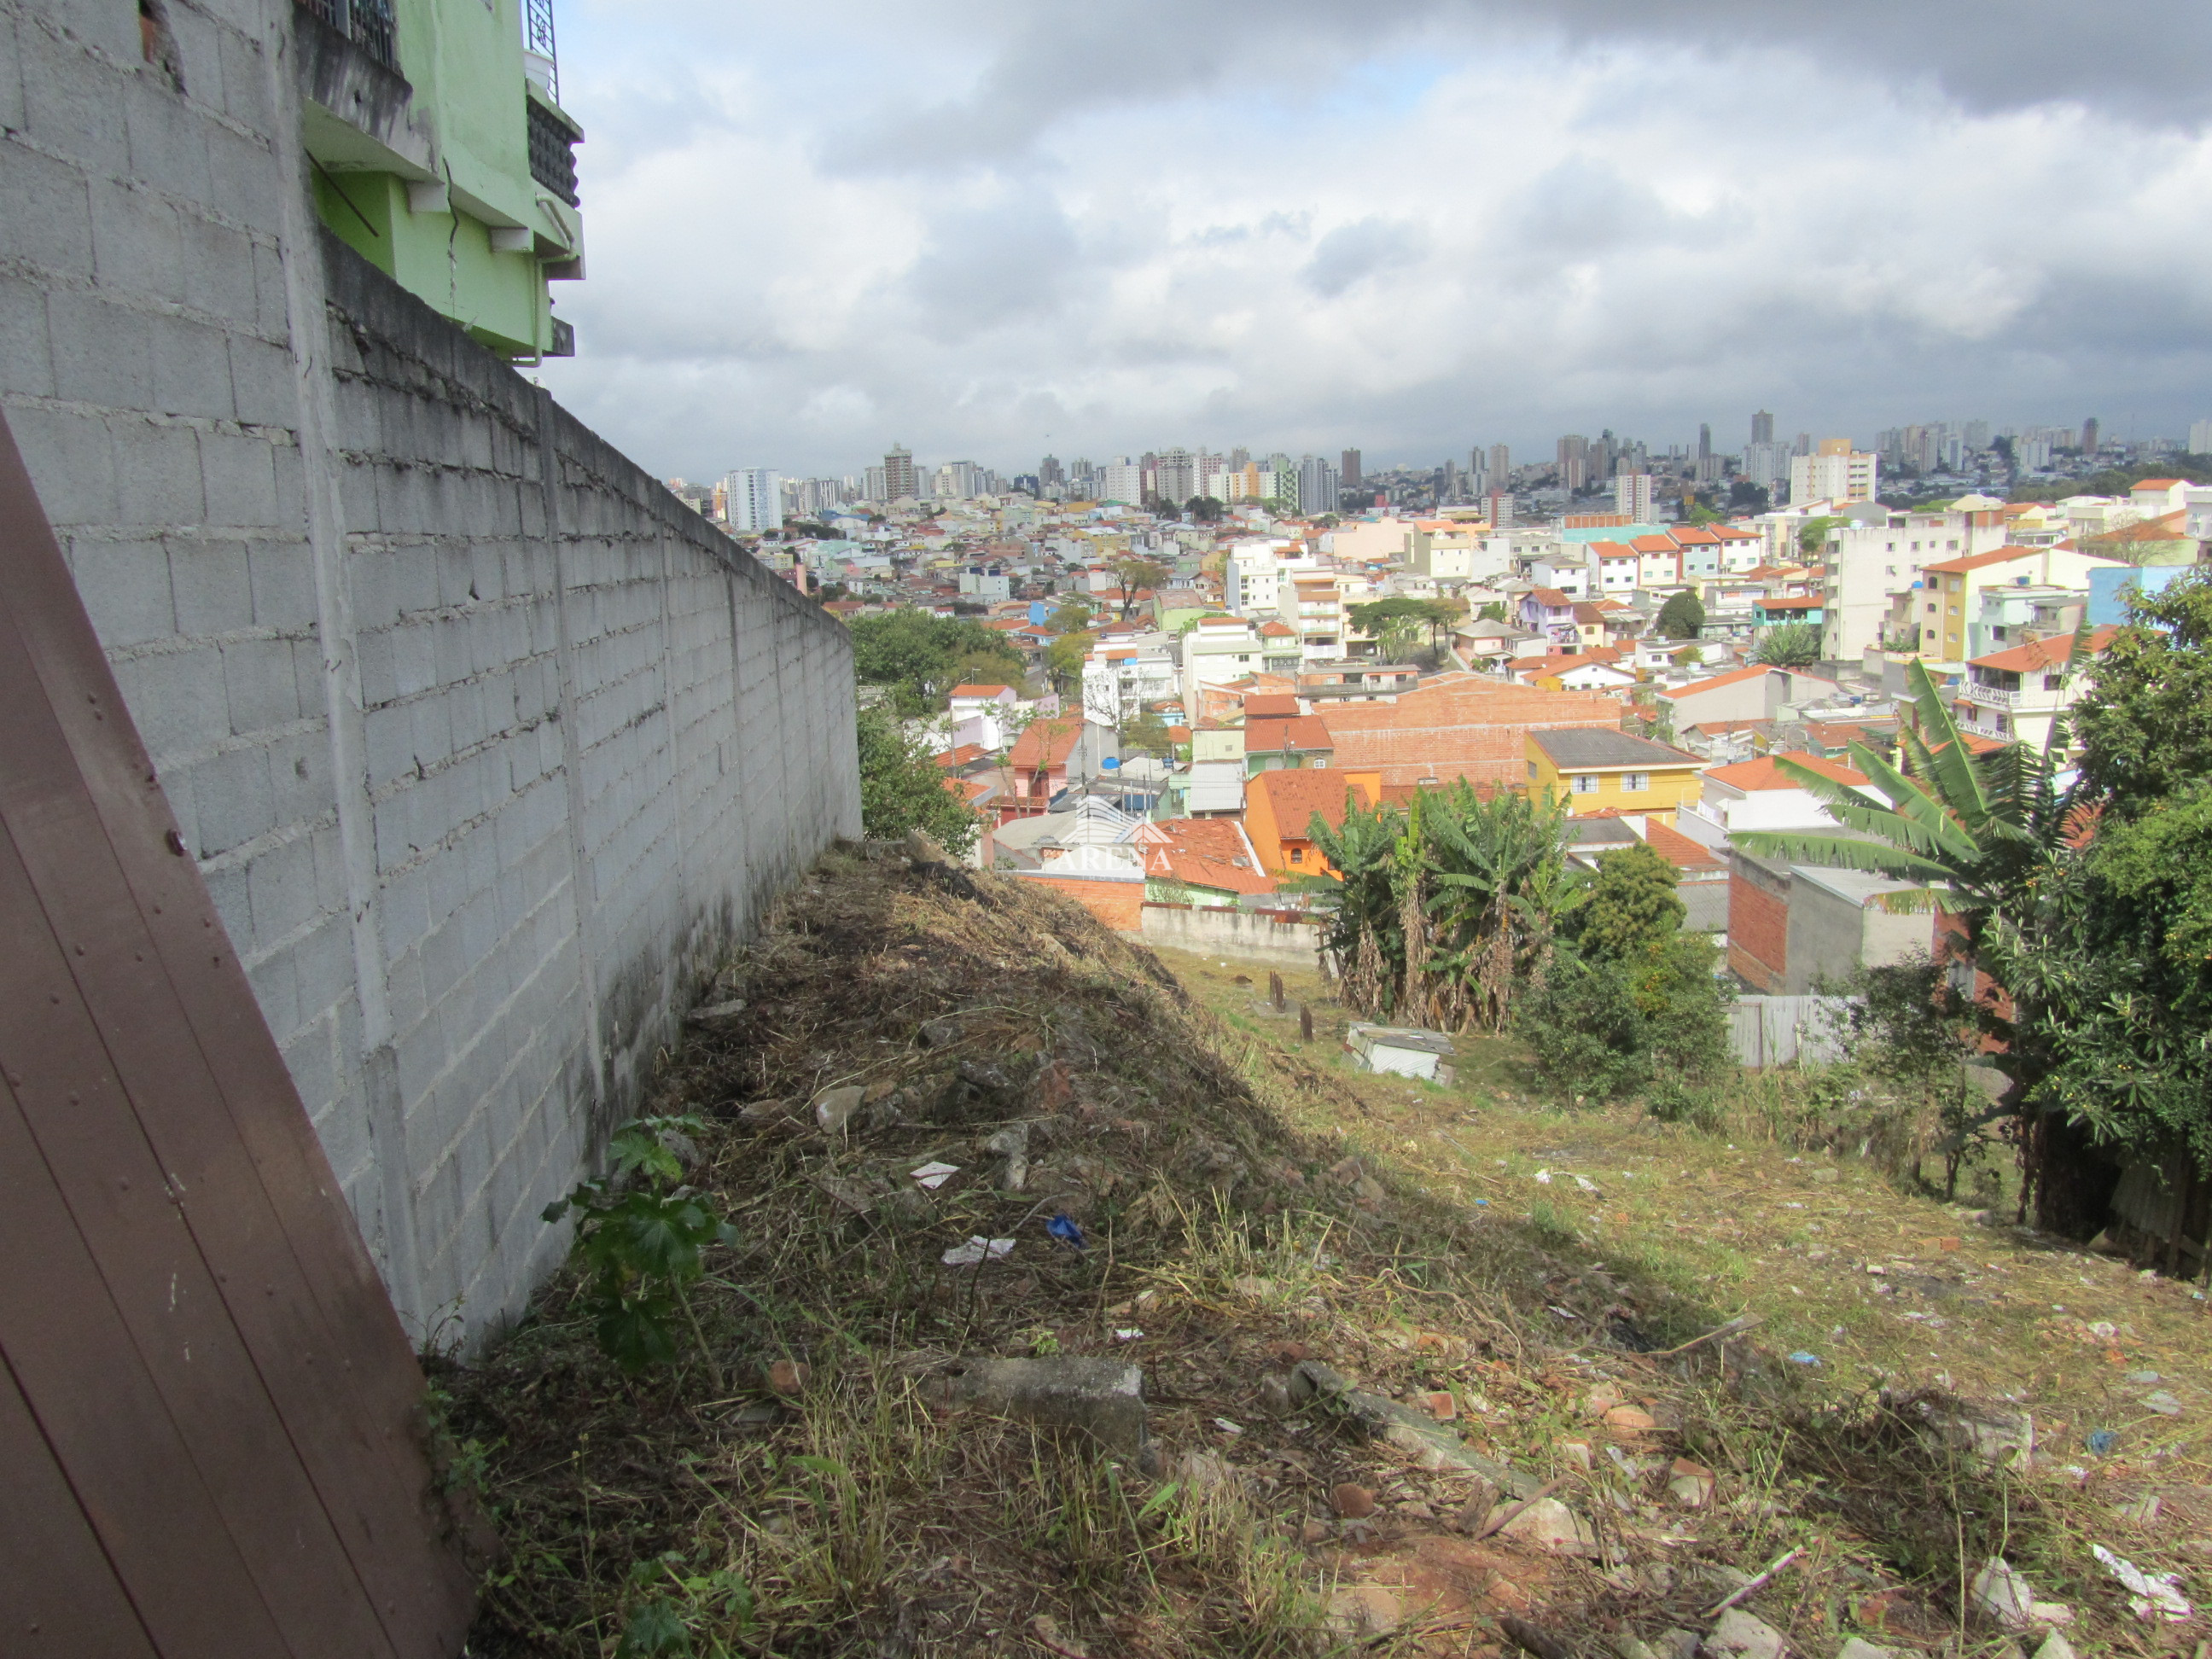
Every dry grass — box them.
[441,856,2212,1657]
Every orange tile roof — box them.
[1591,540,1637,559]
[1659,664,1770,699]
[1644,820,1726,872]
[1007,717,1083,771]
[931,743,987,769]
[1671,527,1720,545]
[949,683,1014,698]
[1704,751,1868,791]
[1921,545,2046,575]
[1243,693,1303,718]
[2134,478,2187,489]
[1631,535,1677,554]
[1245,715,1334,754]
[1245,767,1382,835]
[1528,586,1572,606]
[1257,620,1295,637]
[1966,626,2117,673]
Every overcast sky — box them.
[536,0,2212,482]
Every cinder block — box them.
[171,535,253,635]
[0,269,54,398]
[213,26,274,136]
[0,12,24,135]
[112,417,205,528]
[2,142,97,282]
[88,177,186,302]
[246,538,317,632]
[200,428,279,526]
[177,212,257,323]
[66,535,175,649]
[192,743,274,854]
[141,306,238,420]
[202,119,282,236]
[122,72,214,203]
[19,22,129,172]
[244,937,304,1040]
[221,634,303,733]
[227,331,294,427]
[290,911,356,1021]
[252,239,289,339]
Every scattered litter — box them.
[2127,1370,2162,1384]
[1045,1214,1087,1249]
[1573,1174,1598,1193]
[2143,1390,2183,1417]
[910,1161,959,1190]
[1213,1417,1244,1435]
[2114,1493,2162,1526]
[1534,1168,1553,1185]
[1781,1202,1804,1209]
[1473,1197,1490,1206]
[1548,1306,1581,1321]
[2092,1544,2192,1622]
[1970,1558,2073,1630]
[940,1237,1015,1266]
[2089,1320,2117,1339]
[2087,1429,2120,1456]
[1113,1328,1143,1342]
[1787,1352,1821,1366]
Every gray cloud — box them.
[902,194,1083,338]
[1303,218,1431,297]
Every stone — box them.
[1604,1405,1659,1433]
[1332,1481,1377,1518]
[1449,1478,1501,1533]
[1655,1631,1702,1659]
[1809,1167,1840,1184]
[2115,1493,2163,1526]
[1289,1359,1350,1405]
[933,1357,1147,1456]
[1299,1516,1333,1544]
[1486,1496,1600,1556]
[1610,1639,1662,1659]
[2029,1635,2076,1659]
[1421,1390,1458,1422]
[1918,1401,2034,1471]
[919,1018,961,1048]
[1703,1608,1787,1659]
[739,1097,797,1125]
[812,1085,865,1133]
[1327,1585,1401,1639]
[1231,1274,1278,1299]
[766,1359,810,1394]
[1668,1457,1716,1508]
[1835,1641,1903,1659]
[1174,1449,1235,1496]
[1398,1499,1435,1521]
[2144,1390,2184,1417]
[684,998,746,1026]
[1257,1373,1293,1414]
[1559,1440,1592,1470]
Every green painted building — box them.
[300,0,584,358]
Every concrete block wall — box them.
[0,0,859,1342]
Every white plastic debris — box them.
[2092,1545,2192,1622]
[1113,1328,1144,1342]
[910,1161,959,1190]
[1970,1558,2073,1630]
[1533,1168,1553,1184]
[940,1237,1015,1266]
[1574,1173,1599,1193]
[1214,1417,1244,1435]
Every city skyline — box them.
[540,1,2212,480]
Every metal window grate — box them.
[296,0,399,73]
[524,0,558,100]
[527,100,579,207]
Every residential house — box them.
[1905,544,2128,668]
[1243,769,1386,878]
[1954,628,2116,754]
[1525,729,1703,824]
[1969,583,2087,660]
[1815,500,2011,660]
[946,682,1022,749]
[1005,717,1086,815]
[1659,665,1838,733]
[1521,587,1581,644]
[1524,651,1636,693]
[1633,535,1683,591]
[1592,540,1642,596]
[1751,594,1825,628]
[1318,678,1627,789]
[1180,615,1269,712]
[1006,841,1149,929]
[1728,853,1930,995]
[1244,715,1336,774]
[1674,751,1870,853]
[1670,526,1724,581]
[1132,818,1275,905]
[1526,559,1593,600]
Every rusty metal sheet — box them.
[0,1349,161,1656]
[0,407,476,1653]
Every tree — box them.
[1477,601,1508,624]
[1754,621,1823,667]
[1571,843,1685,963]
[1796,515,1849,558]
[1122,709,1173,760]
[1728,480,1771,513]
[1185,496,1225,522]
[848,610,1022,717]
[2071,572,2212,819]
[1734,659,2090,1227]
[855,705,979,857]
[1655,591,1705,640]
[1044,631,1094,698]
[1045,597,1095,635]
[1109,556,1168,620]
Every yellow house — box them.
[1911,544,2127,668]
[1526,730,1703,824]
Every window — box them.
[1622,772,1650,793]
[1571,774,1600,795]
[2042,673,2062,690]
[1289,847,1304,864]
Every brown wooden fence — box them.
[0,411,475,1655]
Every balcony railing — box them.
[1963,681,2022,708]
[298,0,399,73]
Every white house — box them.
[1674,750,1873,853]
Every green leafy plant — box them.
[542,1116,736,1373]
[616,1552,758,1658]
